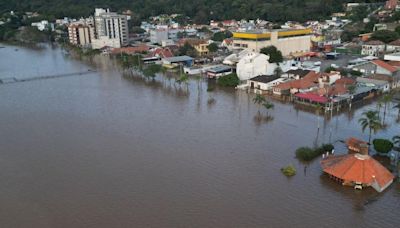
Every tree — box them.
[373,139,394,155]
[347,84,356,109]
[394,103,400,119]
[274,67,283,78]
[262,101,274,116]
[358,110,382,143]
[212,31,233,41]
[371,30,399,43]
[217,73,240,87]
[253,94,266,115]
[381,94,392,123]
[207,42,218,53]
[178,42,197,57]
[324,66,337,73]
[260,46,283,63]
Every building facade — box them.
[232,28,312,56]
[68,23,94,47]
[361,40,385,57]
[92,8,129,49]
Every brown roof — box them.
[372,59,398,73]
[368,74,394,82]
[111,44,150,54]
[321,153,394,192]
[364,40,385,45]
[386,60,400,68]
[177,38,207,47]
[335,77,356,85]
[275,71,319,90]
[388,39,400,46]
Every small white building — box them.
[361,40,385,57]
[236,52,271,81]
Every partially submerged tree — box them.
[253,94,266,115]
[358,110,382,143]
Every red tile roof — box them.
[275,71,319,90]
[335,77,356,85]
[372,59,398,73]
[149,47,174,58]
[386,60,400,68]
[295,92,329,103]
[321,154,394,192]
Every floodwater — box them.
[0,43,399,228]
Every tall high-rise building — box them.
[92,8,129,49]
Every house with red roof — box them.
[352,59,398,76]
[272,71,320,95]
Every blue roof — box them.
[163,56,193,62]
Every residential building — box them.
[150,29,169,44]
[386,39,400,52]
[232,28,312,56]
[246,75,282,94]
[92,8,129,49]
[273,71,319,95]
[385,0,398,10]
[177,38,209,56]
[361,40,385,57]
[352,60,398,76]
[68,23,94,47]
[162,56,194,68]
[206,65,233,78]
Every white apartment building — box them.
[92,8,129,49]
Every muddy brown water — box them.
[0,44,399,228]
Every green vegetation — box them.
[262,101,274,116]
[373,139,394,155]
[207,42,218,53]
[371,30,399,43]
[252,94,266,115]
[143,64,162,78]
[295,144,334,161]
[324,66,337,73]
[212,31,232,41]
[0,0,351,24]
[178,42,197,57]
[260,46,283,63]
[358,110,382,143]
[116,53,142,69]
[281,165,296,177]
[217,73,240,87]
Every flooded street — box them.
[0,44,399,228]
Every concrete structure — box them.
[232,28,312,56]
[384,52,400,61]
[92,8,128,49]
[361,40,385,57]
[206,65,233,78]
[236,52,271,81]
[150,29,169,44]
[353,60,398,76]
[68,23,94,47]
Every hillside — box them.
[0,0,383,24]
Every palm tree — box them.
[253,94,266,115]
[315,103,323,130]
[376,100,383,118]
[381,94,392,124]
[358,110,382,143]
[347,84,356,109]
[262,101,274,116]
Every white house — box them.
[236,52,270,81]
[361,40,385,57]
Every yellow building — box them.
[232,28,312,56]
[193,42,209,56]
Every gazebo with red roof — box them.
[321,153,394,192]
